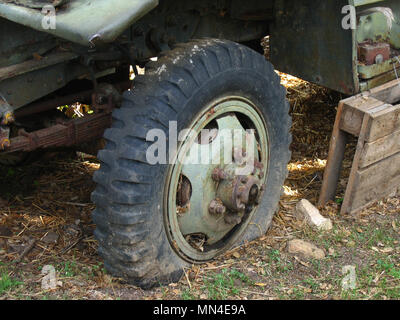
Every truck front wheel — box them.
[91,39,291,288]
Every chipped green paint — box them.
[356,1,400,49]
[358,56,400,80]
[0,0,158,46]
[354,0,385,6]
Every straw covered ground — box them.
[0,70,399,300]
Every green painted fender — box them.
[0,0,159,47]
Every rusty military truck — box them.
[0,0,399,288]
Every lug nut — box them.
[254,161,264,169]
[212,168,227,182]
[209,199,226,215]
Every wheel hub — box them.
[211,163,265,225]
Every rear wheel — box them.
[92,39,291,288]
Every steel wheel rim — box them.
[165,96,269,262]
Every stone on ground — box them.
[341,265,357,290]
[41,265,57,290]
[296,199,333,231]
[41,231,59,244]
[287,239,325,260]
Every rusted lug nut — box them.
[209,199,226,215]
[212,168,228,182]
[254,161,264,170]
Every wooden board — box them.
[339,97,386,136]
[365,104,400,142]
[359,129,400,168]
[347,152,400,213]
[318,102,348,206]
[340,113,371,214]
[369,79,400,105]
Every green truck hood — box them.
[0,0,158,46]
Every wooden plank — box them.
[359,129,400,168]
[369,79,400,105]
[340,113,371,214]
[318,102,348,206]
[349,178,400,214]
[348,152,400,213]
[339,97,385,136]
[365,104,400,142]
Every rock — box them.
[41,265,57,290]
[381,247,394,253]
[341,265,356,290]
[288,239,325,260]
[41,231,59,244]
[296,199,333,231]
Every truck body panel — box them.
[0,0,158,46]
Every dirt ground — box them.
[0,73,399,300]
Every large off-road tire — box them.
[92,39,292,288]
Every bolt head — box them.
[212,168,227,182]
[208,199,226,215]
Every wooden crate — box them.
[319,79,400,214]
